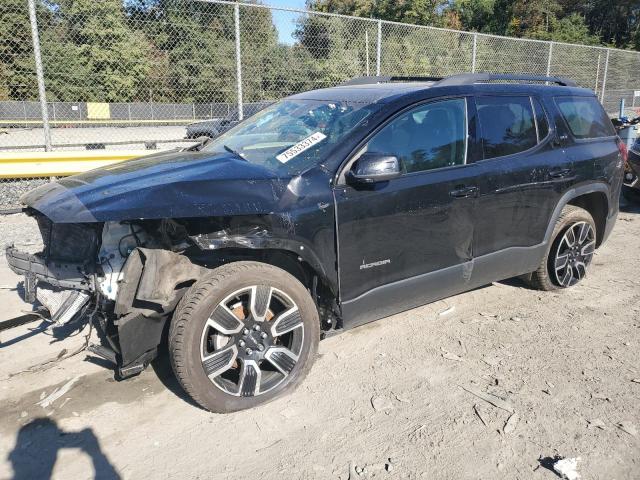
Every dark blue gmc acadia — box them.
[6,73,625,412]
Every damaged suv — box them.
[7,74,623,412]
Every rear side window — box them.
[476,96,538,159]
[555,96,615,139]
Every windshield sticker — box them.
[276,132,327,163]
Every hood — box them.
[22,150,296,223]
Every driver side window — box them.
[366,98,468,174]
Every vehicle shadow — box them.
[496,275,537,290]
[149,343,204,410]
[620,196,640,213]
[0,316,87,349]
[7,417,121,479]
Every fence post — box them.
[234,3,244,121]
[27,0,52,151]
[471,34,477,73]
[546,42,553,77]
[365,30,370,76]
[600,49,610,104]
[376,20,382,76]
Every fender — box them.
[188,217,337,295]
[542,182,611,245]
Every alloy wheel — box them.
[553,221,595,287]
[199,285,304,397]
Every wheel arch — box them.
[544,183,610,247]
[191,246,339,331]
[567,191,608,247]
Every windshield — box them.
[202,99,377,173]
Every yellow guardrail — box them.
[0,150,151,178]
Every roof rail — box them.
[340,75,443,86]
[434,73,577,87]
[341,73,578,88]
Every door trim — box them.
[340,242,545,329]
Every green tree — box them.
[308,0,448,27]
[0,0,50,100]
[41,0,154,101]
[444,0,495,32]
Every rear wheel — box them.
[169,261,319,412]
[526,205,596,291]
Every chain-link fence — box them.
[1,0,640,155]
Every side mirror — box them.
[346,153,401,185]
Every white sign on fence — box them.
[635,90,640,97]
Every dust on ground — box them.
[0,204,638,479]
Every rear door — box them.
[471,94,569,279]
[553,95,619,186]
[335,97,482,327]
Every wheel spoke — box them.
[581,240,596,256]
[555,253,569,271]
[578,223,590,243]
[270,307,302,337]
[264,346,299,376]
[560,266,573,286]
[575,262,587,280]
[250,285,272,321]
[207,305,244,335]
[564,227,577,247]
[238,360,261,397]
[202,344,238,379]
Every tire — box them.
[526,205,597,291]
[169,261,320,413]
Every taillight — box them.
[617,137,629,164]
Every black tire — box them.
[169,261,319,413]
[526,205,597,291]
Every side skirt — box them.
[340,243,546,330]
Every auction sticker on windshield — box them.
[276,132,327,163]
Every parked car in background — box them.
[7,73,624,413]
[624,136,640,202]
[185,102,274,139]
[185,116,237,139]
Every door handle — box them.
[449,185,478,198]
[549,168,573,179]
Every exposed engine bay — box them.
[6,211,225,377]
[5,209,335,378]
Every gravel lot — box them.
[0,201,638,479]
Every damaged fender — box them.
[113,248,208,370]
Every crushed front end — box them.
[5,209,206,378]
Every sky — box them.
[268,0,308,44]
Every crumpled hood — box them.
[21,150,296,223]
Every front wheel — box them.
[169,261,319,412]
[526,205,597,291]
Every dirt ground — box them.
[0,202,638,480]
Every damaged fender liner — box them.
[113,248,208,373]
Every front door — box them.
[335,97,481,328]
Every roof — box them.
[289,81,437,104]
[288,73,589,104]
